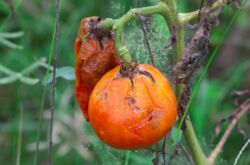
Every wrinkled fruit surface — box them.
[74,17,120,121]
[89,64,177,149]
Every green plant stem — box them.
[101,2,170,69]
[178,2,245,163]
[16,103,23,165]
[160,0,210,164]
[174,22,210,165]
[179,0,230,25]
[33,21,57,165]
[184,117,209,164]
[124,151,131,165]
[160,0,177,11]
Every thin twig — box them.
[137,0,156,66]
[162,137,167,165]
[168,146,178,165]
[6,0,16,19]
[179,142,194,164]
[138,17,156,66]
[16,103,23,165]
[198,0,205,23]
[233,139,250,165]
[48,0,60,164]
[208,100,250,164]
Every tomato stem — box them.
[99,2,171,68]
[178,0,230,26]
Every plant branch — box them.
[184,118,209,165]
[136,0,156,66]
[234,139,250,165]
[160,0,177,12]
[179,142,194,164]
[138,16,156,66]
[208,99,250,164]
[169,1,210,165]
[48,0,60,164]
[179,0,230,25]
[99,2,170,69]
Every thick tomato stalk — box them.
[74,17,120,121]
[89,64,177,149]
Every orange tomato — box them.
[89,64,177,149]
[74,17,120,121]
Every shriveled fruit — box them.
[74,17,120,121]
[89,64,177,149]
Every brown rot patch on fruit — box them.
[149,110,162,129]
[129,109,162,132]
[125,96,141,114]
[104,92,108,100]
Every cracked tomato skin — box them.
[74,17,120,121]
[88,64,177,149]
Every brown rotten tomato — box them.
[89,64,177,149]
[74,17,120,121]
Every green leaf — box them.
[171,126,183,144]
[56,67,75,80]
[0,37,23,49]
[19,76,39,85]
[43,66,75,84]
[0,76,17,84]
[0,31,24,39]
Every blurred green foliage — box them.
[0,0,249,165]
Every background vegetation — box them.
[0,0,249,164]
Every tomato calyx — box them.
[117,63,155,88]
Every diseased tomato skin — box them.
[88,64,177,149]
[74,17,120,121]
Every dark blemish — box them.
[125,96,136,105]
[148,115,153,121]
[88,18,96,27]
[171,34,177,44]
[128,110,162,132]
[134,106,140,114]
[98,39,104,49]
[129,77,134,89]
[117,68,135,89]
[118,65,129,76]
[97,17,103,22]
[91,59,97,65]
[149,110,162,129]
[82,33,90,41]
[129,97,136,105]
[125,96,140,113]
[107,32,112,39]
[139,70,155,82]
[104,92,108,100]
[203,30,208,36]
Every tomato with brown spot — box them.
[88,64,177,149]
[74,17,120,121]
